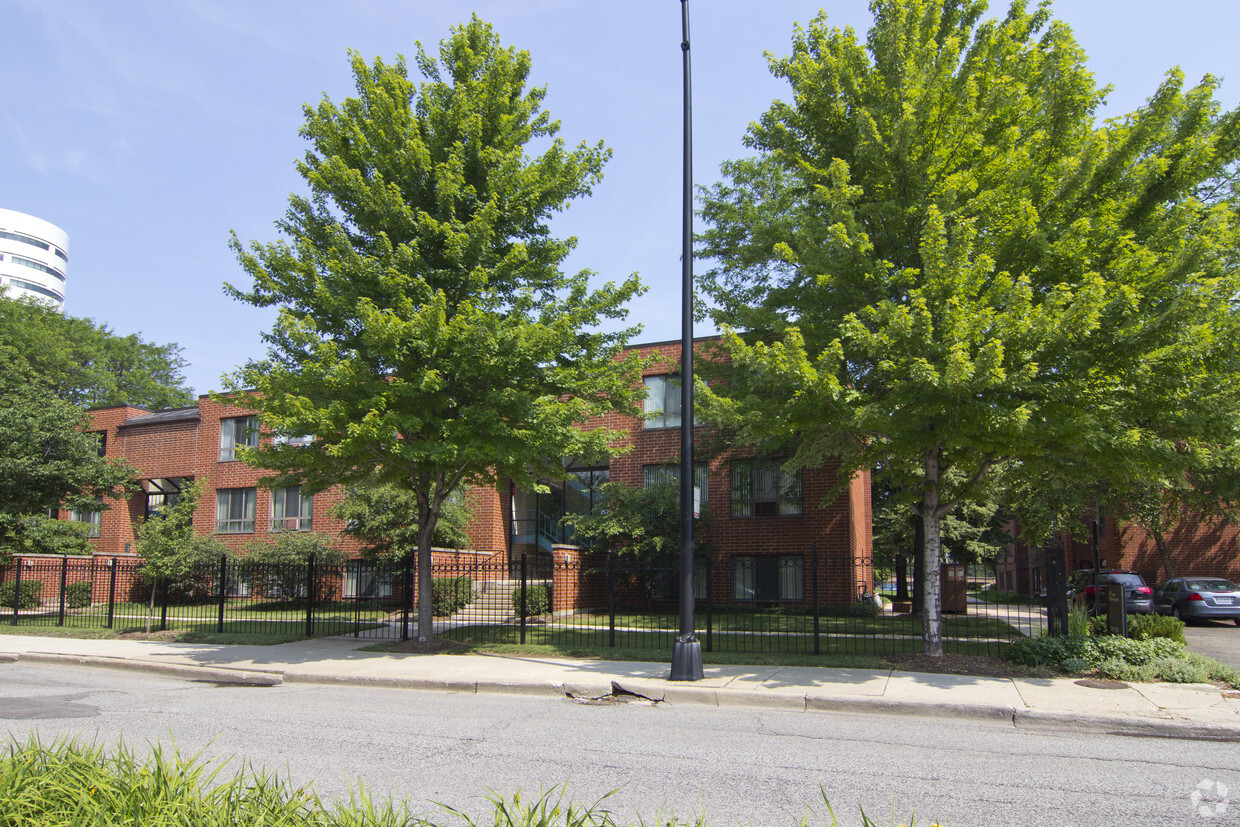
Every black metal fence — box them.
[1,553,1048,657]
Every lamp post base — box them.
[670,634,703,681]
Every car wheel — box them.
[1172,606,1182,621]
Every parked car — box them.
[1153,578,1240,625]
[1066,570,1154,615]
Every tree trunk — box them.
[1152,527,1176,581]
[417,519,435,643]
[920,450,944,657]
[895,554,909,601]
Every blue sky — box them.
[3,0,1237,398]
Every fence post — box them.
[217,554,228,634]
[159,578,169,631]
[107,559,117,629]
[401,555,412,642]
[352,561,362,638]
[812,543,821,656]
[520,552,528,645]
[607,549,616,648]
[11,560,22,625]
[305,553,316,638]
[704,552,713,653]
[57,556,69,626]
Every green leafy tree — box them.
[224,18,646,641]
[0,295,193,409]
[699,0,1240,653]
[0,347,135,562]
[134,479,226,631]
[332,484,474,560]
[564,480,682,560]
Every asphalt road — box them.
[1182,620,1240,671]
[2,661,1237,826]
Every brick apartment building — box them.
[45,338,873,609]
[996,512,1240,593]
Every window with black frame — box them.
[732,554,804,602]
[730,459,801,517]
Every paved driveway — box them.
[1181,620,1240,671]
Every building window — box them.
[273,433,314,448]
[144,477,187,518]
[90,430,107,457]
[731,459,801,517]
[0,230,51,251]
[216,488,256,533]
[10,254,65,281]
[643,462,708,510]
[733,555,804,602]
[218,415,258,461]
[271,486,313,531]
[653,561,709,601]
[643,374,683,428]
[8,278,64,303]
[66,501,102,538]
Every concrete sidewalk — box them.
[2,633,1238,738]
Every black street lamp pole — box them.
[671,0,704,682]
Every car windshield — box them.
[1098,573,1144,586]
[1184,579,1238,592]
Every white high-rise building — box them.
[0,208,69,310]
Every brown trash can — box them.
[940,564,968,614]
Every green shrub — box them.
[1151,656,1211,684]
[1066,603,1090,636]
[432,576,474,617]
[1095,658,1152,682]
[1127,613,1186,644]
[512,583,552,617]
[65,581,91,609]
[1007,634,1185,671]
[0,580,42,610]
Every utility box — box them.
[940,564,968,614]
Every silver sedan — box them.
[1153,578,1240,625]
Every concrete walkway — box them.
[2,633,1237,739]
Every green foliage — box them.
[0,347,136,563]
[64,581,91,609]
[332,484,473,559]
[432,576,474,617]
[6,513,94,558]
[564,480,682,560]
[223,18,646,641]
[512,584,552,617]
[1066,603,1090,637]
[1126,613,1187,645]
[0,295,193,409]
[0,580,42,609]
[697,0,1240,655]
[241,532,345,602]
[1003,633,1236,685]
[135,480,227,589]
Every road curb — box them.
[9,650,1239,738]
[14,652,284,686]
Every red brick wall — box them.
[70,338,875,609]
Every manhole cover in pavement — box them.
[1074,678,1130,690]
